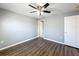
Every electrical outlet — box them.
[1,40,4,44]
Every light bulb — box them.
[37,10,40,16]
[41,12,43,15]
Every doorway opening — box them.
[38,20,44,37]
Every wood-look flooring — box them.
[0,37,79,56]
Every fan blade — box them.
[30,11,37,13]
[29,4,37,9]
[43,10,51,13]
[43,3,49,8]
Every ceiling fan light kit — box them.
[29,3,51,16]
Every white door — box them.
[75,15,79,48]
[64,16,78,48]
[38,20,44,37]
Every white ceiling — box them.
[0,3,79,19]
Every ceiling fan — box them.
[28,3,51,16]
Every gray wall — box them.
[42,11,79,42]
[43,15,64,42]
[0,8,38,48]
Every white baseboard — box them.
[0,36,38,51]
[44,37,79,48]
[44,37,65,45]
[1,37,78,51]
